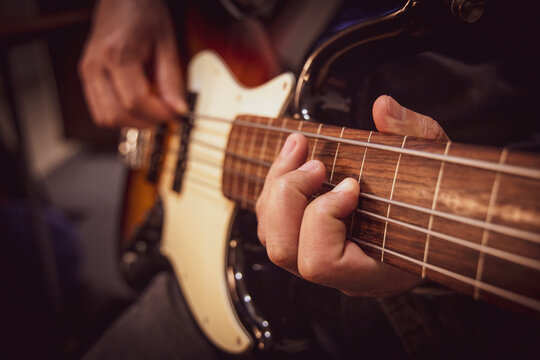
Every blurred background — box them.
[0,0,136,357]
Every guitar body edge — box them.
[159,51,295,354]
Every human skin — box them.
[79,0,187,128]
[256,95,449,297]
[79,0,451,298]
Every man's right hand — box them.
[79,0,187,128]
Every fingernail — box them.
[165,95,188,114]
[280,134,296,156]
[298,160,318,172]
[175,99,188,114]
[386,96,406,121]
[332,178,353,192]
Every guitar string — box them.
[349,237,540,312]
[171,152,540,272]
[179,171,540,313]
[174,112,540,180]
[161,137,540,246]
[130,114,540,311]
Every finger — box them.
[256,133,309,246]
[156,30,187,114]
[81,66,148,128]
[298,178,376,287]
[265,133,309,181]
[372,95,449,141]
[81,71,106,125]
[299,179,420,296]
[109,62,174,122]
[262,159,326,274]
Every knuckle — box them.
[418,114,430,137]
[304,200,326,221]
[298,256,329,284]
[419,115,439,139]
[95,115,111,127]
[102,40,123,64]
[424,118,435,137]
[273,177,294,199]
[101,112,122,127]
[101,116,115,127]
[78,57,97,78]
[102,41,137,67]
[430,120,446,140]
[124,95,140,114]
[267,246,296,269]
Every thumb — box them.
[372,95,449,141]
[155,34,188,114]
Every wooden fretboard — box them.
[221,115,540,315]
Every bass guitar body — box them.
[117,4,304,353]
[120,49,296,353]
[118,1,540,356]
[159,51,294,353]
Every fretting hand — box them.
[79,0,187,128]
[256,95,448,297]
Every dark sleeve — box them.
[83,273,221,360]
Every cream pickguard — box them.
[159,51,295,354]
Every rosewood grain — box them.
[222,115,540,315]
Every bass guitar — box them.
[118,1,540,355]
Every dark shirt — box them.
[86,1,540,359]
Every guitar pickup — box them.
[146,124,166,183]
[172,92,198,193]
